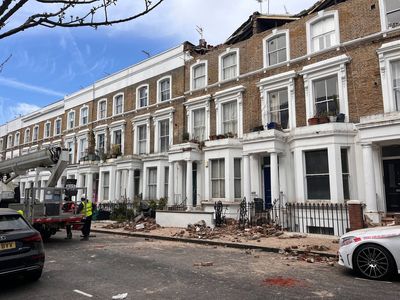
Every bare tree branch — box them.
[0,54,12,73]
[0,0,165,40]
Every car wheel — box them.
[26,269,43,281]
[353,244,396,280]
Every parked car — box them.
[338,226,400,280]
[0,208,45,281]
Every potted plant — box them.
[209,135,217,141]
[251,125,264,132]
[308,116,319,125]
[217,134,225,139]
[182,132,190,143]
[225,132,234,138]
[111,144,121,158]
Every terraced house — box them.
[1,0,400,234]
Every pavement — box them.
[91,221,339,258]
[1,233,399,300]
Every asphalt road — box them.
[1,232,400,300]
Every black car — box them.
[0,208,45,281]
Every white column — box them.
[270,152,280,203]
[87,172,94,201]
[156,165,163,200]
[40,179,46,202]
[109,168,116,202]
[204,160,210,201]
[168,162,175,205]
[362,143,379,223]
[186,160,193,209]
[328,145,343,203]
[127,169,134,201]
[77,174,84,200]
[115,170,121,201]
[294,149,305,203]
[250,155,260,197]
[243,154,251,204]
[98,171,104,202]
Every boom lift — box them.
[0,147,85,239]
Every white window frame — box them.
[80,105,89,126]
[65,138,75,164]
[97,99,107,120]
[67,110,75,129]
[185,95,211,141]
[259,71,296,130]
[113,93,124,116]
[214,86,244,138]
[54,118,62,136]
[218,48,240,82]
[263,29,290,68]
[132,114,151,155]
[379,0,400,30]
[190,60,208,91]
[377,40,400,113]
[304,148,331,200]
[96,133,106,154]
[14,132,20,147]
[24,128,30,144]
[44,121,51,138]
[77,136,88,161]
[306,10,340,55]
[147,167,158,200]
[93,125,108,155]
[109,120,126,155]
[7,135,12,149]
[299,55,350,123]
[210,158,225,199]
[153,107,174,153]
[157,76,172,103]
[32,125,39,142]
[136,84,149,109]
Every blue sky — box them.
[0,0,316,124]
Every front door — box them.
[263,165,272,209]
[383,159,400,212]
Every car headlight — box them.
[340,236,356,247]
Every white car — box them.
[338,226,400,280]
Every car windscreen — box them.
[0,215,30,232]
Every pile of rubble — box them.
[172,219,285,241]
[278,245,336,266]
[102,214,160,232]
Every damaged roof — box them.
[225,0,348,45]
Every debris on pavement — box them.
[102,217,160,232]
[112,293,128,299]
[193,261,214,267]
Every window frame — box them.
[113,93,124,116]
[137,124,148,155]
[158,119,170,153]
[153,107,174,153]
[80,106,89,126]
[306,10,340,55]
[14,132,19,147]
[157,76,172,102]
[234,158,242,199]
[102,171,110,201]
[78,136,87,161]
[97,99,107,120]
[210,158,225,199]
[132,114,151,155]
[147,167,157,200]
[304,149,331,200]
[221,100,238,135]
[379,0,400,30]
[300,54,350,123]
[136,84,149,108]
[190,60,208,91]
[24,128,30,144]
[218,48,240,82]
[44,121,51,138]
[54,118,62,136]
[263,29,290,68]
[67,111,75,129]
[32,125,39,142]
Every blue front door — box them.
[263,165,272,209]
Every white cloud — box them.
[0,76,65,98]
[0,98,41,124]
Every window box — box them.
[209,135,217,141]
[308,116,330,125]
[251,125,264,132]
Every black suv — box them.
[0,208,45,281]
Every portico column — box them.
[362,143,379,223]
[115,170,121,201]
[243,154,251,205]
[270,152,280,204]
[186,160,193,209]
[77,174,83,200]
[127,169,134,201]
[168,162,175,205]
[86,172,94,201]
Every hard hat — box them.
[81,194,86,199]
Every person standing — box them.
[78,194,93,241]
